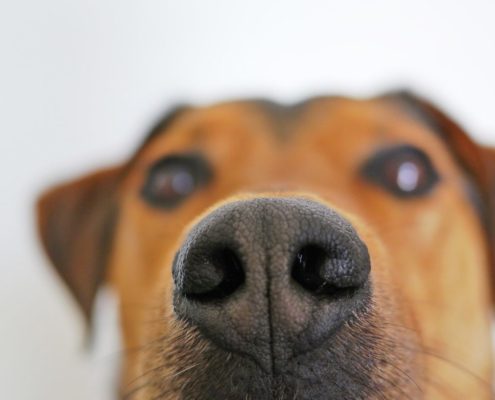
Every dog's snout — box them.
[173,197,371,371]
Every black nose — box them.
[173,197,371,372]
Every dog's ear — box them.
[35,105,188,327]
[478,146,495,256]
[385,90,495,292]
[36,166,121,324]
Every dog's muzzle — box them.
[173,197,371,373]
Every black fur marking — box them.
[139,105,191,150]
[384,90,445,135]
[120,105,191,179]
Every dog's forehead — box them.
[136,95,446,155]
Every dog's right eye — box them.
[141,154,212,209]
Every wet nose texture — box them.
[173,197,371,374]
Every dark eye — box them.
[361,145,440,198]
[141,154,213,209]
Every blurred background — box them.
[1,1,495,399]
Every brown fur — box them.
[37,92,495,399]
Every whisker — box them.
[122,380,152,400]
[167,362,200,379]
[421,347,493,391]
[422,373,463,400]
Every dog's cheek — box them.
[106,225,178,393]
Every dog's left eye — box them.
[141,154,212,209]
[361,145,439,198]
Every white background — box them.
[1,1,495,399]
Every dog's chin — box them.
[139,309,421,400]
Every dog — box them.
[36,90,495,399]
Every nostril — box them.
[291,244,368,296]
[291,245,328,294]
[180,247,245,302]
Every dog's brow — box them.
[121,105,191,176]
[139,105,191,151]
[383,91,445,136]
[248,97,338,140]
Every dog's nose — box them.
[173,197,371,372]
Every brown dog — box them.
[37,91,495,399]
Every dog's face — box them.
[37,92,495,399]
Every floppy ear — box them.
[478,146,495,257]
[385,90,495,293]
[36,166,121,324]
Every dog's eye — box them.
[141,154,212,208]
[361,145,439,198]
